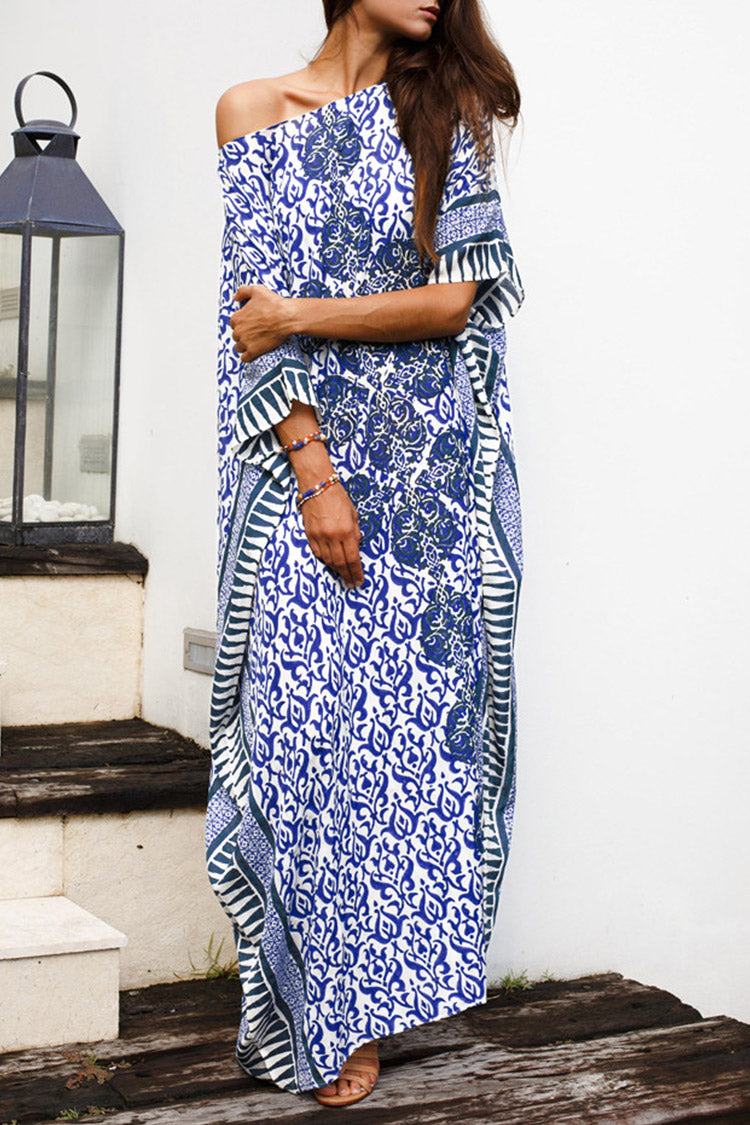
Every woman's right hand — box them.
[289,443,364,588]
[300,481,364,589]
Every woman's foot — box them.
[312,1040,380,1106]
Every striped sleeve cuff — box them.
[427,189,525,329]
[228,348,323,487]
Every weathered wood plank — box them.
[668,1117,750,1124]
[17,1016,750,1125]
[0,719,210,817]
[1,719,207,764]
[0,542,148,577]
[118,976,241,1025]
[0,981,243,1120]
[1,762,210,816]
[106,1044,251,1107]
[0,1020,240,1121]
[365,1020,750,1123]
[464,974,704,1047]
[0,975,742,1125]
[98,1019,750,1120]
[118,973,701,1055]
[0,974,699,1091]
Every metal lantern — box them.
[0,71,124,545]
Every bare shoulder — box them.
[215,70,335,148]
[215,78,287,148]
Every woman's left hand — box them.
[230,284,293,362]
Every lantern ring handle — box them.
[14,71,78,130]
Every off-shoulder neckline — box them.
[217,80,388,154]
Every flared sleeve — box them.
[425,116,525,330]
[218,137,322,485]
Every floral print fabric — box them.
[205,80,525,1094]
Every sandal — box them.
[312,1041,380,1107]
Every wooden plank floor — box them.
[0,719,210,818]
[1,972,748,1124]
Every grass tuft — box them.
[173,931,240,981]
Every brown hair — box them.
[318,0,521,263]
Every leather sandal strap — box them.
[346,1054,379,1072]
[339,1062,376,1090]
[342,1060,378,1076]
[349,1045,379,1061]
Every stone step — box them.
[0,543,148,726]
[0,720,235,994]
[0,895,127,1052]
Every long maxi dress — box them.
[205,79,525,1095]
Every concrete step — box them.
[0,720,235,993]
[0,895,127,1052]
[0,543,147,725]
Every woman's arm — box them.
[289,279,479,341]
[230,279,479,363]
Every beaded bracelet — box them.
[296,471,341,509]
[281,429,328,454]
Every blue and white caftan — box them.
[205,79,525,1094]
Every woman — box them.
[205,0,525,1108]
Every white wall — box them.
[494,1,750,1024]
[1,1,748,1024]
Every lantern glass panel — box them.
[0,231,21,522]
[23,230,119,524]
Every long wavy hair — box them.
[317,0,521,263]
